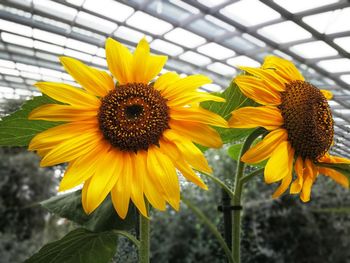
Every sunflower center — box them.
[98,83,169,152]
[279,80,334,161]
[125,104,143,119]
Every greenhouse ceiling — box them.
[0,0,349,157]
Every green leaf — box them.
[25,228,118,263]
[0,95,61,146]
[227,143,242,161]
[201,81,258,144]
[41,190,137,231]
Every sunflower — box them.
[229,56,350,202]
[28,38,227,218]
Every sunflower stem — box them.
[240,168,264,185]
[139,202,150,263]
[232,128,265,263]
[182,197,235,263]
[200,171,235,199]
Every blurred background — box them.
[0,0,349,262]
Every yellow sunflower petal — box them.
[137,150,166,211]
[154,72,181,92]
[235,75,281,105]
[290,156,304,194]
[166,92,225,107]
[170,106,228,128]
[272,170,293,198]
[81,178,91,214]
[262,56,304,82]
[241,128,288,164]
[35,82,101,108]
[320,89,333,100]
[60,56,113,96]
[162,75,212,99]
[264,141,294,184]
[111,152,132,219]
[169,120,223,148]
[163,129,212,174]
[29,104,97,122]
[300,176,314,203]
[130,152,147,217]
[29,121,98,151]
[229,106,283,130]
[318,153,350,164]
[300,159,318,202]
[147,146,180,210]
[159,139,208,190]
[84,149,122,214]
[132,38,167,84]
[318,167,349,188]
[239,66,286,91]
[40,132,102,167]
[105,37,133,85]
[59,141,110,191]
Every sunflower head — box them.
[278,80,334,161]
[229,56,349,202]
[28,37,227,218]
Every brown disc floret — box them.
[98,83,169,152]
[279,80,334,160]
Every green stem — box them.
[200,171,235,199]
[182,197,235,263]
[232,128,265,263]
[139,202,150,263]
[240,168,264,185]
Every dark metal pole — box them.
[219,189,232,249]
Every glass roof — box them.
[0,0,349,157]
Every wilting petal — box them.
[290,156,304,194]
[318,167,349,188]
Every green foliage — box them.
[25,228,118,263]
[0,147,66,262]
[201,81,258,144]
[227,143,242,161]
[0,148,58,239]
[0,95,61,146]
[42,190,137,232]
